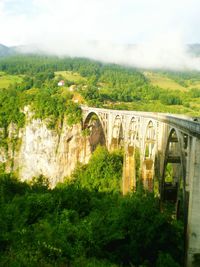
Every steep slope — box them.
[0,116,92,187]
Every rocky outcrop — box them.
[0,116,91,187]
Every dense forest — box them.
[0,147,183,267]
[0,55,200,126]
[0,54,198,266]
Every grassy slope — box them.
[143,71,187,91]
[0,71,23,89]
[144,71,200,90]
[140,71,200,116]
[55,70,86,83]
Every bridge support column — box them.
[187,138,200,267]
[123,146,136,194]
[141,159,154,191]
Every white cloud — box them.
[2,0,199,45]
[0,0,200,70]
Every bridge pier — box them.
[122,146,136,194]
[141,159,154,191]
[187,138,200,267]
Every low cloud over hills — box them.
[1,41,200,71]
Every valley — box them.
[0,53,200,266]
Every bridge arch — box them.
[111,115,124,150]
[140,120,157,191]
[122,117,140,193]
[162,128,186,218]
[128,117,139,147]
[83,111,104,131]
[83,111,106,152]
[144,120,156,159]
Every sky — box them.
[0,0,200,70]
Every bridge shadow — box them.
[83,112,106,152]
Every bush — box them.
[160,93,182,105]
[65,101,82,126]
[72,146,123,193]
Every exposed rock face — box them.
[0,117,91,187]
[89,119,106,152]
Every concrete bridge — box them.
[81,106,200,267]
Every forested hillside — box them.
[0,55,200,119]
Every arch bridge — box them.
[81,106,200,267]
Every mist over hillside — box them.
[0,44,15,57]
[1,42,200,71]
[188,44,200,56]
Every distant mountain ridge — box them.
[188,44,200,56]
[0,43,55,58]
[0,44,15,57]
[1,43,200,58]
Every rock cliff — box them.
[0,114,91,187]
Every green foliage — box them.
[30,174,50,192]
[72,146,123,193]
[193,253,200,267]
[135,147,141,182]
[1,54,200,117]
[81,85,103,106]
[31,87,66,128]
[164,163,173,182]
[0,173,28,202]
[0,173,183,267]
[0,72,23,89]
[189,88,200,98]
[160,92,182,105]
[160,70,200,87]
[0,88,25,128]
[0,84,80,131]
[82,128,90,137]
[0,86,25,165]
[0,147,183,266]
[156,252,180,267]
[65,101,82,126]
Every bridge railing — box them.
[81,106,200,137]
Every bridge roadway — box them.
[81,106,200,267]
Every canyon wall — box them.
[0,114,91,187]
